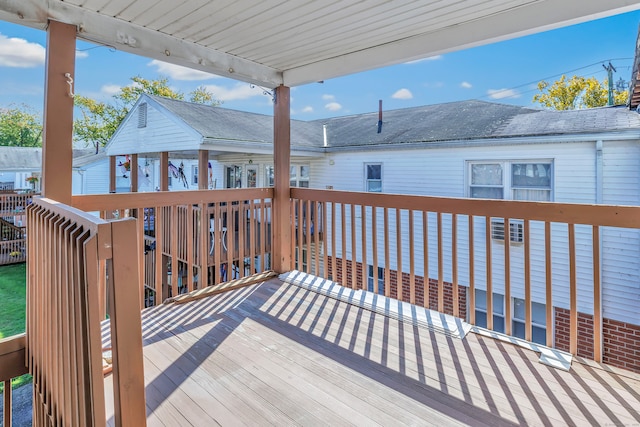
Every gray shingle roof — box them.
[318,100,640,148]
[147,95,322,148]
[145,96,640,152]
[0,147,101,170]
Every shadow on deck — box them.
[102,278,640,426]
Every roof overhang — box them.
[2,0,640,88]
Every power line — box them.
[476,58,633,100]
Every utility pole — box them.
[603,62,616,106]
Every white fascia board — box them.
[284,0,640,86]
[0,0,282,88]
[323,131,640,153]
[202,139,323,157]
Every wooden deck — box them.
[103,278,640,426]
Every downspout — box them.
[595,140,603,204]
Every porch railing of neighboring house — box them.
[291,188,640,366]
[72,188,274,309]
[27,197,146,427]
[0,182,14,192]
[0,334,28,427]
[0,192,38,265]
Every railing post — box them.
[108,218,147,426]
[273,85,291,272]
[42,20,76,205]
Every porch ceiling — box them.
[2,1,640,88]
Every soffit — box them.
[1,0,640,88]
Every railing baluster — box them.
[505,218,511,335]
[227,202,234,281]
[524,219,531,342]
[361,205,367,292]
[314,202,321,277]
[372,207,378,295]
[170,205,178,296]
[384,207,390,298]
[3,380,11,426]
[423,211,429,308]
[469,215,475,324]
[331,202,336,281]
[250,200,256,275]
[341,203,347,288]
[214,203,222,285]
[409,210,415,305]
[186,204,194,291]
[396,208,402,300]
[239,201,246,278]
[593,225,602,362]
[351,203,357,289]
[298,199,304,273]
[437,212,444,312]
[545,221,552,347]
[486,217,493,331]
[569,223,577,355]
[452,213,458,317]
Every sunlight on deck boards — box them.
[102,278,640,426]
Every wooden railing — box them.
[0,216,27,265]
[0,192,38,216]
[0,334,28,427]
[72,188,273,308]
[291,188,640,363]
[27,198,146,426]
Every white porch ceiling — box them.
[2,0,640,88]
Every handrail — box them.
[292,188,640,228]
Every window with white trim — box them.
[365,163,382,192]
[265,166,274,187]
[469,161,552,243]
[468,161,552,201]
[474,289,505,333]
[367,265,384,294]
[191,166,198,185]
[289,165,310,187]
[513,298,547,345]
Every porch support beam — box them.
[160,152,169,191]
[42,20,76,205]
[272,85,291,273]
[109,156,116,193]
[198,150,209,190]
[130,154,138,192]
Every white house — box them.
[106,95,640,371]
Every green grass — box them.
[0,262,31,391]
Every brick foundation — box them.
[326,256,466,319]
[555,307,640,374]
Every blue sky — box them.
[1,10,640,121]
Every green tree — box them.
[74,76,219,152]
[533,75,628,110]
[0,104,42,147]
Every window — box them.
[468,161,552,201]
[265,166,274,187]
[192,166,198,185]
[226,165,242,188]
[474,289,505,333]
[246,167,257,188]
[367,265,384,294]
[289,165,311,187]
[365,163,382,192]
[513,298,547,345]
[138,103,147,128]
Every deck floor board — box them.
[103,278,640,426]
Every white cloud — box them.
[322,94,335,101]
[487,88,521,99]
[75,50,89,59]
[405,55,443,64]
[148,59,219,81]
[392,88,413,100]
[325,102,342,111]
[203,83,270,101]
[0,34,45,68]
[101,84,122,97]
[460,81,472,89]
[302,106,314,113]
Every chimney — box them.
[377,99,383,133]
